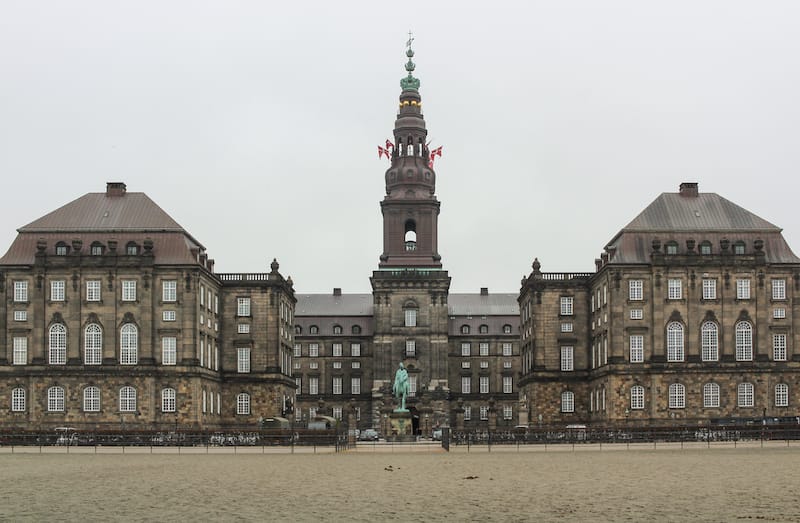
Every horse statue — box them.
[392,362,409,412]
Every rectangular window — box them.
[630,309,643,320]
[480,360,489,369]
[560,296,573,316]
[14,310,27,322]
[199,285,204,306]
[772,279,786,300]
[461,343,470,357]
[560,346,574,371]
[293,343,301,357]
[333,361,341,369]
[631,387,645,410]
[309,343,319,357]
[629,335,644,363]
[84,388,100,412]
[50,280,65,302]
[503,376,512,394]
[309,377,319,395]
[162,310,176,322]
[774,308,786,319]
[237,348,251,373]
[404,309,417,327]
[480,376,489,394]
[409,375,417,397]
[502,343,512,356]
[13,337,27,365]
[461,361,470,369]
[405,340,416,357]
[503,405,513,420]
[480,405,489,420]
[121,280,136,301]
[86,280,101,302]
[351,343,361,357]
[352,361,360,369]
[702,279,717,300]
[738,384,754,407]
[463,406,471,421]
[503,360,512,369]
[461,376,471,394]
[162,280,177,302]
[13,281,28,302]
[237,297,251,317]
[667,279,682,300]
[332,406,342,420]
[736,279,751,300]
[562,392,575,413]
[479,343,489,356]
[309,361,319,369]
[238,323,250,334]
[162,337,176,365]
[629,280,643,301]
[351,377,361,395]
[332,343,342,357]
[333,377,342,395]
[775,384,789,407]
[773,334,787,361]
[561,322,573,333]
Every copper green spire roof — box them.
[400,33,420,91]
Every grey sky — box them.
[1,1,798,293]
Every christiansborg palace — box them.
[2,47,798,436]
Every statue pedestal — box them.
[388,411,415,442]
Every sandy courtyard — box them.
[2,446,799,522]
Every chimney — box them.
[480,287,489,296]
[333,287,342,296]
[679,182,698,197]
[106,182,127,197]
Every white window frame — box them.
[351,377,361,395]
[503,376,512,394]
[772,279,786,300]
[775,383,789,407]
[162,388,176,412]
[463,406,471,421]
[162,337,177,365]
[14,281,28,302]
[49,324,67,365]
[162,310,176,322]
[351,343,361,357]
[332,343,343,357]
[629,280,643,301]
[86,280,101,302]
[121,280,137,302]
[561,322,573,333]
[409,375,417,397]
[502,343,512,356]
[668,383,685,409]
[404,308,417,327]
[309,377,319,395]
[12,337,27,365]
[237,297,251,317]
[120,324,138,365]
[561,391,574,413]
[332,376,342,395]
[702,279,717,300]
[50,280,65,302]
[630,385,645,410]
[48,386,65,412]
[119,386,137,412]
[667,279,682,300]
[774,308,786,319]
[237,348,251,373]
[83,386,100,412]
[703,382,720,408]
[479,405,489,420]
[773,334,787,362]
[13,310,27,322]
[735,321,753,361]
[12,388,26,412]
[84,324,102,365]
[461,376,471,394]
[736,279,751,300]
[237,393,250,415]
[666,322,684,362]
[629,335,644,363]
[701,321,718,362]
[479,376,489,394]
[503,405,513,420]
[309,343,319,357]
[461,343,470,357]
[630,308,643,320]
[162,280,177,302]
[237,323,250,334]
[738,383,754,408]
[293,343,301,358]
[560,346,574,371]
[479,342,489,356]
[560,296,573,316]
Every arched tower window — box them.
[404,220,417,252]
[49,324,67,365]
[84,324,103,365]
[120,324,138,365]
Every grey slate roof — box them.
[448,293,519,316]
[294,292,520,318]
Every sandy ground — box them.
[2,445,799,522]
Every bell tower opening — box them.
[404,220,417,252]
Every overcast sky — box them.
[1,1,798,293]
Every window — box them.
[351,343,361,357]
[464,406,471,421]
[480,405,489,420]
[91,242,104,256]
[771,279,786,300]
[404,308,417,327]
[630,309,643,320]
[503,405,513,420]
[237,348,251,373]
[735,322,753,361]
[561,322,573,333]
[460,325,470,334]
[461,376,471,394]
[83,386,100,412]
[734,242,745,255]
[237,297,251,317]
[120,324,138,365]
[121,280,136,301]
[405,340,416,357]
[13,337,27,365]
[309,325,319,334]
[502,343,512,356]
[162,337,177,365]
[12,388,26,412]
[352,325,362,335]
[667,279,682,300]
[332,406,342,420]
[126,242,138,255]
[461,361,470,369]
[480,360,489,369]
[699,241,712,255]
[775,384,789,407]
[48,386,65,412]
[479,324,488,334]
[163,310,176,322]
[560,296,573,316]
[237,323,250,334]
[309,377,319,395]
[309,343,319,357]
[701,322,718,361]
[702,279,716,300]
[666,322,684,362]
[50,280,65,302]
[409,375,417,397]
[14,281,28,302]
[84,324,102,365]
[158,388,175,413]
[503,360,512,369]
[736,279,751,300]
[629,335,644,363]
[120,386,137,412]
[332,343,342,357]
[560,346,574,371]
[461,343,471,357]
[480,376,489,394]
[773,334,787,361]
[703,383,720,408]
[629,280,643,301]
[774,308,786,319]
[162,280,177,302]
[630,385,645,410]
[503,324,512,334]
[479,343,489,356]
[309,361,319,369]
[237,393,251,415]
[293,344,301,357]
[503,376,512,394]
[351,377,361,395]
[665,242,678,255]
[49,324,67,364]
[352,361,360,369]
[86,280,101,302]
[561,391,574,413]
[333,325,342,335]
[56,243,68,256]
[333,361,341,369]
[14,310,27,322]
[738,383,754,407]
[333,377,342,395]
[668,383,685,409]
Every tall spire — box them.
[400,31,420,91]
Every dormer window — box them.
[295,325,302,335]
[352,325,362,335]
[333,325,342,335]
[503,324,512,334]
[665,242,678,255]
[699,241,712,255]
[55,242,69,256]
[90,242,104,256]
[479,324,488,334]
[461,325,470,334]
[126,242,139,255]
[733,241,745,255]
[309,325,319,335]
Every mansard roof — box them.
[448,293,519,316]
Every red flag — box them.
[377,146,387,159]
[432,146,443,157]
[385,139,394,150]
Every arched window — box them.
[630,385,645,410]
[120,324,138,365]
[703,383,720,408]
[668,383,685,409]
[503,324,512,334]
[561,391,574,413]
[666,322,684,362]
[83,386,100,412]
[309,325,319,335]
[48,386,65,412]
[125,242,139,255]
[479,324,489,334]
[11,388,26,412]
[90,242,104,256]
[237,393,251,415]
[351,325,362,335]
[333,325,342,335]
[295,325,302,335]
[404,219,417,251]
[85,324,102,365]
[699,241,712,255]
[49,324,67,364]
[737,382,754,407]
[665,241,678,255]
[461,325,470,334]
[404,306,417,327]
[733,241,746,255]
[701,322,718,361]
[735,321,753,361]
[162,388,176,412]
[775,383,789,407]
[55,242,69,256]
[119,386,137,412]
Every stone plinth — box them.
[388,411,415,442]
